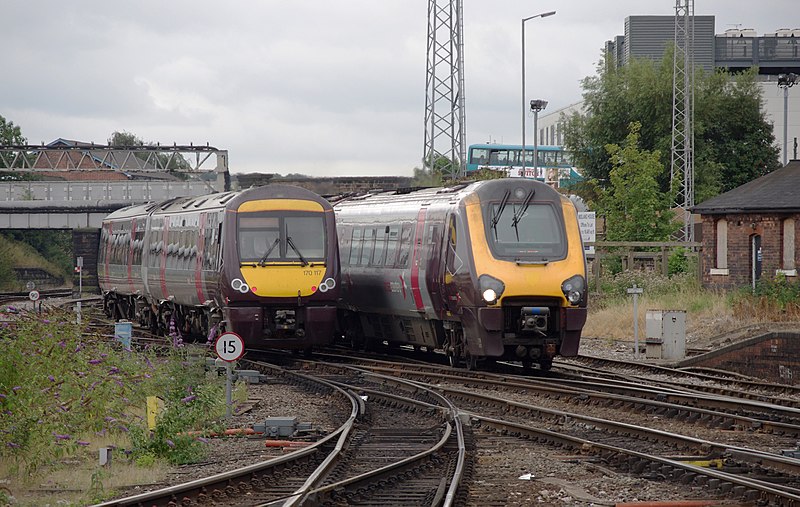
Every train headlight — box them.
[561,275,586,305]
[478,274,505,304]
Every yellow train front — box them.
[99,184,340,353]
[334,178,587,369]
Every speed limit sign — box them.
[214,332,245,362]
[29,290,40,301]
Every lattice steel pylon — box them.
[670,0,695,242]
[423,0,466,180]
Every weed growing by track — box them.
[0,307,230,503]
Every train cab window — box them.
[360,228,375,265]
[385,225,400,267]
[238,213,325,264]
[487,203,566,260]
[238,216,280,263]
[285,216,325,260]
[349,228,363,266]
[372,226,387,266]
[397,223,413,267]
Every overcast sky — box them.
[1,1,794,177]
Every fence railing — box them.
[586,241,702,294]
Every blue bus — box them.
[466,143,582,188]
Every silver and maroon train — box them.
[98,185,340,351]
[333,178,588,369]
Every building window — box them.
[710,218,729,276]
[779,218,797,276]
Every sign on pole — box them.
[214,332,245,362]
[578,211,596,255]
[28,290,40,301]
[214,331,245,419]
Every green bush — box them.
[731,273,800,313]
[0,309,225,473]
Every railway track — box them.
[97,360,467,507]
[300,357,800,504]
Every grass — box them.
[0,308,236,506]
[0,235,67,291]
[583,271,800,344]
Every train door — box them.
[751,234,762,291]
[426,222,443,314]
[442,213,461,312]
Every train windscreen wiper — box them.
[286,236,308,266]
[511,189,535,241]
[258,237,280,266]
[490,190,511,239]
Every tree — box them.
[108,130,191,172]
[0,115,26,146]
[0,114,37,177]
[597,122,678,242]
[563,49,780,204]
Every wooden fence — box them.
[586,241,702,294]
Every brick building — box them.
[693,161,800,289]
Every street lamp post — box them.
[530,99,548,180]
[778,73,797,166]
[521,10,555,177]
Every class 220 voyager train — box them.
[98,185,340,352]
[333,178,588,369]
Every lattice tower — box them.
[670,0,695,242]
[423,0,466,180]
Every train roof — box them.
[104,184,332,222]
[332,178,564,212]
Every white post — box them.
[627,284,644,359]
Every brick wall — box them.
[701,212,800,289]
[72,228,100,294]
[679,332,800,384]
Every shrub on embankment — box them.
[0,308,229,503]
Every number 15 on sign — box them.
[215,332,245,362]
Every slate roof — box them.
[692,160,800,214]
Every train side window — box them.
[360,228,375,265]
[372,226,387,265]
[397,223,412,268]
[385,225,400,267]
[349,228,362,266]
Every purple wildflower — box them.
[48,375,55,382]
[105,416,116,423]
[115,380,124,388]
[42,320,50,324]
[165,439,175,448]
[58,341,66,348]
[12,386,20,392]
[76,441,90,446]
[108,367,120,374]
[0,393,6,400]
[118,425,129,433]
[76,371,86,377]
[144,373,151,379]
[53,433,71,441]
[75,343,82,352]
[88,359,103,365]
[196,437,209,444]
[6,442,20,448]
[181,395,196,403]
[100,353,108,358]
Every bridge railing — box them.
[0,180,217,202]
